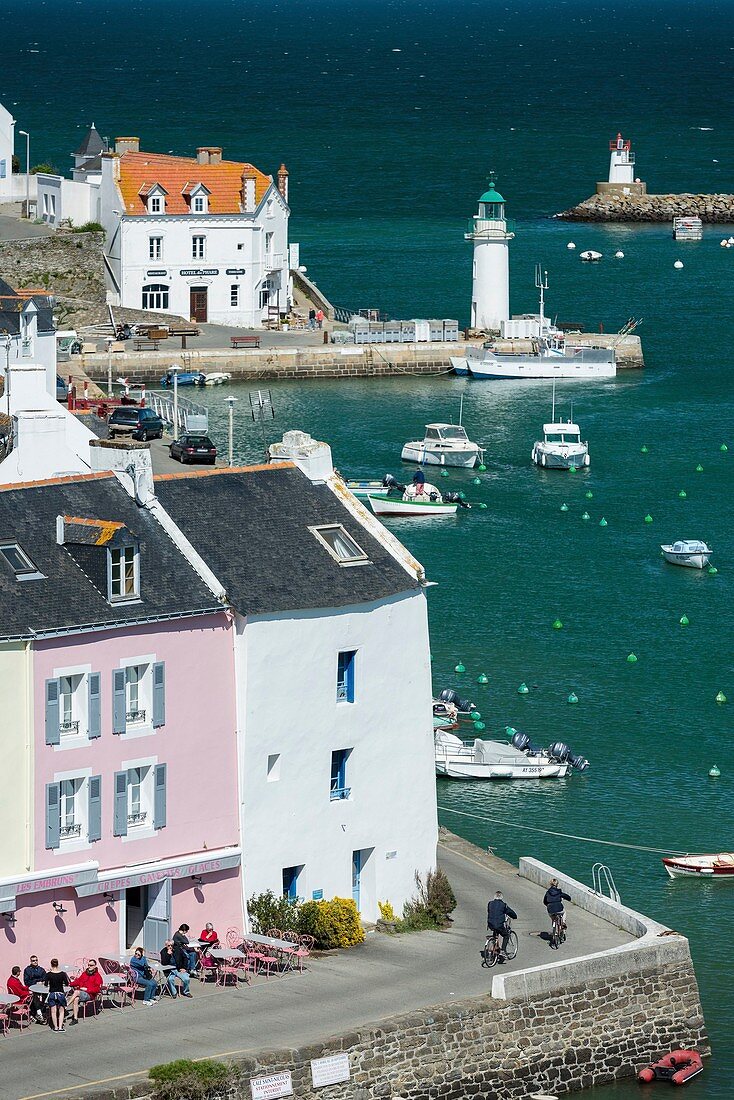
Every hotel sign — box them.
[226,267,246,275]
[180,268,219,276]
[250,1072,293,1100]
[75,852,241,897]
[311,1055,350,1088]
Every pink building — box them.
[0,473,242,970]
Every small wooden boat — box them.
[345,479,390,502]
[661,540,711,569]
[368,479,465,517]
[662,853,734,878]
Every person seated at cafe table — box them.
[23,955,47,1022]
[173,924,198,974]
[7,965,32,1006]
[199,922,219,949]
[66,960,104,1024]
[160,941,192,998]
[128,947,159,1005]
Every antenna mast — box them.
[535,263,549,336]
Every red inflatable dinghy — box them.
[638,1049,703,1086]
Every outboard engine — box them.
[511,731,531,752]
[439,688,476,713]
[443,492,471,509]
[568,751,590,772]
[382,474,405,493]
[548,741,570,763]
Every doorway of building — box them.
[190,286,208,323]
[124,880,171,953]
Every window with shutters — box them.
[125,664,148,725]
[108,545,139,602]
[127,765,151,827]
[47,669,100,745]
[114,660,164,735]
[114,761,166,838]
[59,674,82,738]
[45,773,97,850]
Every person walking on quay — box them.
[308,308,316,330]
[316,308,324,330]
[487,890,517,957]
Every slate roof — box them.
[117,151,271,216]
[74,124,107,159]
[155,465,419,616]
[0,277,54,335]
[0,473,221,640]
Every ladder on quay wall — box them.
[591,863,621,904]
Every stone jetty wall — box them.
[557,191,734,222]
[93,849,705,1100]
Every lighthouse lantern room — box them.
[465,176,515,333]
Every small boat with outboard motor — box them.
[345,478,392,503]
[432,688,478,730]
[435,727,589,780]
[662,852,734,879]
[660,540,712,569]
[401,423,484,468]
[367,471,470,517]
[532,383,590,469]
[160,369,206,386]
[199,372,232,386]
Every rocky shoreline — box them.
[556,192,734,223]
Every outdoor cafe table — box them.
[247,934,296,952]
[209,948,245,960]
[0,993,19,1005]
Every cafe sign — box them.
[311,1054,350,1088]
[75,851,241,897]
[250,1072,293,1100]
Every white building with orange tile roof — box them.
[99,137,291,327]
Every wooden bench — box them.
[230,335,261,349]
[134,339,160,351]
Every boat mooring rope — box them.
[437,804,688,856]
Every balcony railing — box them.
[329,786,351,802]
[127,811,148,826]
[264,252,286,271]
[126,709,146,724]
[60,719,80,734]
[60,823,82,838]
[466,217,516,237]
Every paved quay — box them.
[0,836,632,1100]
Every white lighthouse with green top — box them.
[465,177,514,332]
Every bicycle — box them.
[481,919,518,967]
[549,911,567,950]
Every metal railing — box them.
[329,787,351,802]
[591,863,620,903]
[127,811,148,826]
[60,823,82,838]
[126,708,146,724]
[147,390,208,436]
[60,719,80,734]
[466,217,516,236]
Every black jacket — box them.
[487,898,517,930]
[543,886,571,914]
[23,963,46,986]
[162,944,187,971]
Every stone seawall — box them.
[557,191,734,222]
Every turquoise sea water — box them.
[5,1,734,1094]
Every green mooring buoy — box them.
[716,690,727,704]
[709,765,721,778]
[696,464,704,473]
[552,619,563,630]
[678,490,687,499]
[472,476,481,486]
[721,443,728,453]
[477,673,488,685]
[567,691,579,705]
[478,463,487,472]
[560,503,569,512]
[477,502,488,509]
[679,614,690,626]
[517,682,529,695]
[569,465,577,474]
[708,565,718,575]
[581,511,590,521]
[585,490,594,499]
[473,721,486,732]
[599,517,608,527]
[644,514,653,524]
[626,653,638,663]
[454,661,466,674]
[505,726,517,736]
[440,468,449,477]
[641,445,649,454]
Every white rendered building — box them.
[465,180,515,333]
[99,137,291,327]
[36,173,101,227]
[0,101,14,201]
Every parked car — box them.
[108,406,164,441]
[169,434,217,465]
[56,376,69,402]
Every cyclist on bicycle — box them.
[543,878,571,931]
[486,890,517,957]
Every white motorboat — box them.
[580,250,603,262]
[368,479,462,517]
[532,385,590,469]
[401,423,484,468]
[435,728,589,780]
[199,372,232,385]
[661,540,712,569]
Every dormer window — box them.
[108,544,139,601]
[309,525,370,567]
[140,182,168,215]
[182,182,211,214]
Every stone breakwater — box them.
[557,192,734,222]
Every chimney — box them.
[268,430,333,484]
[241,166,257,213]
[208,147,222,165]
[277,163,289,203]
[197,147,210,165]
[89,439,155,505]
[115,137,140,155]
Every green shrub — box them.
[72,221,104,233]
[298,896,364,948]
[30,162,58,175]
[397,868,457,932]
[149,1060,236,1099]
[247,889,301,934]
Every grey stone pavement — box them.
[0,210,54,241]
[0,836,632,1100]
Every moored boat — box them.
[160,369,206,386]
[660,540,711,569]
[199,372,232,385]
[401,423,484,468]
[662,853,734,878]
[435,728,589,780]
[638,1050,704,1086]
[451,342,616,380]
[368,471,469,517]
[345,478,391,502]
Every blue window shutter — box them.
[346,652,355,703]
[112,669,126,734]
[45,679,60,745]
[113,771,128,836]
[152,662,165,728]
[88,673,101,739]
[153,764,167,829]
[88,775,102,841]
[45,783,60,849]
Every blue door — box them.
[352,850,362,911]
